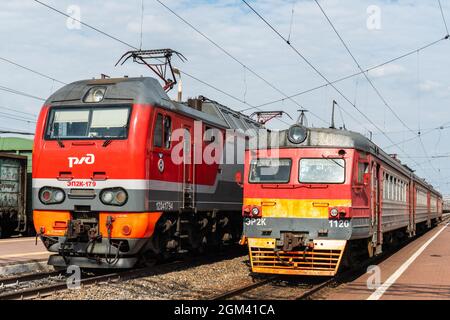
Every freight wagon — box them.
[0,153,28,238]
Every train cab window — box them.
[249,158,292,183]
[299,158,345,184]
[46,106,130,140]
[49,110,89,138]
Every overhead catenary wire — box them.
[156,0,327,126]
[241,1,389,140]
[241,0,438,182]
[0,106,37,118]
[249,36,447,110]
[0,56,67,85]
[0,129,35,136]
[0,85,45,101]
[384,123,450,150]
[33,0,284,125]
[313,0,441,182]
[314,0,416,135]
[0,111,37,124]
[438,0,449,36]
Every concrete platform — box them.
[0,237,51,276]
[327,222,450,300]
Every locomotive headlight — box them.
[287,125,307,144]
[53,190,65,203]
[330,208,339,217]
[101,191,114,204]
[251,207,260,216]
[100,188,128,206]
[39,187,65,204]
[83,86,106,103]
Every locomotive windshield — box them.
[45,106,130,140]
[299,158,345,184]
[249,158,292,183]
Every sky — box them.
[0,0,449,192]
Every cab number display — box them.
[66,180,97,188]
[329,220,350,228]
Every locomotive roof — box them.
[45,76,261,131]
[255,127,441,196]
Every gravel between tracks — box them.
[46,255,254,300]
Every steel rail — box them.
[296,216,450,300]
[0,271,63,288]
[0,250,246,300]
[209,276,278,300]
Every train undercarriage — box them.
[38,210,243,269]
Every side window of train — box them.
[153,113,163,148]
[163,115,172,149]
[389,176,393,200]
[153,113,172,149]
[357,162,368,184]
[383,173,387,199]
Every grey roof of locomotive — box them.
[45,76,261,132]
[252,126,441,197]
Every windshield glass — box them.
[249,158,292,183]
[299,158,345,183]
[46,106,130,139]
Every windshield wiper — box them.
[56,139,65,148]
[102,139,112,147]
[321,155,344,168]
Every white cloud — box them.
[419,80,442,92]
[0,0,449,191]
[368,64,406,78]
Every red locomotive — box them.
[33,73,261,268]
[241,124,442,276]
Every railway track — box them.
[0,249,246,300]
[210,276,278,300]
[212,218,450,301]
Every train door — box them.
[181,124,194,209]
[370,161,382,256]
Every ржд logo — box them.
[68,154,95,168]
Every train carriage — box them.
[0,153,27,238]
[242,125,442,276]
[33,76,261,269]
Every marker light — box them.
[115,190,127,205]
[330,208,339,217]
[39,187,65,204]
[251,207,260,217]
[100,188,128,206]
